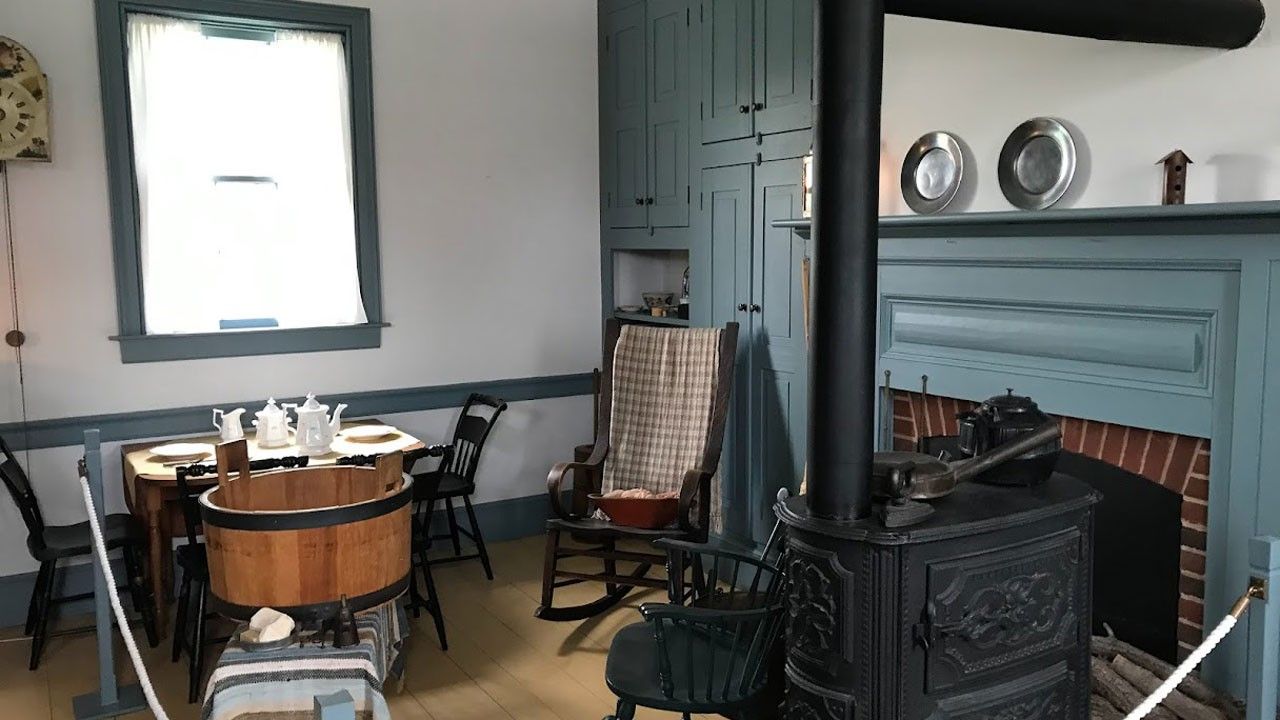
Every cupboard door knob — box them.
[738,104,750,113]
[749,304,761,313]
[646,197,655,205]
[634,197,644,205]
[753,102,764,111]
[737,303,748,312]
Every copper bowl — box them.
[590,494,679,529]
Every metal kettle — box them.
[956,389,1061,486]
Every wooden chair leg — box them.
[29,558,57,671]
[444,498,462,556]
[407,514,426,619]
[123,545,159,648]
[24,561,51,636]
[539,528,560,610]
[462,495,493,580]
[420,559,448,650]
[602,538,618,595]
[611,700,636,720]
[188,580,207,704]
[172,570,191,662]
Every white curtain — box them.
[126,14,367,335]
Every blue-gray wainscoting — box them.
[0,372,593,451]
[0,491,563,629]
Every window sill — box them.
[110,323,388,363]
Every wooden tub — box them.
[198,451,412,622]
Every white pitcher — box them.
[212,407,246,443]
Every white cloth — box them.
[126,14,367,334]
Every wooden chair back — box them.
[588,319,739,535]
[0,433,45,552]
[441,393,507,487]
[641,541,788,705]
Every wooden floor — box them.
[0,536,695,720]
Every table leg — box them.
[148,506,169,637]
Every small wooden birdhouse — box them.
[1159,149,1193,205]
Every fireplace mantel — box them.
[780,200,1280,696]
[776,199,1280,238]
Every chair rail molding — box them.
[0,373,593,451]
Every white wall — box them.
[881,2,1280,214]
[0,0,601,577]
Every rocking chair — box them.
[536,319,738,621]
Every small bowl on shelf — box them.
[618,305,645,314]
[590,494,679,529]
[641,292,675,309]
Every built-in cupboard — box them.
[599,0,814,549]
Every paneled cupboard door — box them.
[749,158,807,544]
[753,0,813,135]
[700,0,754,143]
[704,164,754,541]
[647,0,691,228]
[603,2,648,229]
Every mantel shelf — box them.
[775,200,1280,239]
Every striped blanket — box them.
[202,601,407,720]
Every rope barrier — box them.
[1124,583,1266,720]
[78,474,172,720]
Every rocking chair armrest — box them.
[677,468,713,534]
[546,461,599,520]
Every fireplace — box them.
[893,390,1211,662]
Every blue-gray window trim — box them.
[95,0,383,363]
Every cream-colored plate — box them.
[149,442,215,461]
[340,425,399,443]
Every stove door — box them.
[919,527,1083,693]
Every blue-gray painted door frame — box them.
[749,158,807,544]
[753,0,813,136]
[646,0,691,228]
[603,1,649,229]
[704,163,754,541]
[700,0,754,144]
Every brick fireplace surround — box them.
[892,390,1212,659]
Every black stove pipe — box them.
[887,0,1265,50]
[806,0,885,522]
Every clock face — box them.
[0,37,49,162]
[0,79,39,152]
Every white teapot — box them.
[289,394,347,457]
[253,398,293,449]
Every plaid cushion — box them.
[602,324,724,532]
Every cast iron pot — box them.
[956,389,1061,486]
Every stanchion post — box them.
[71,429,146,719]
[1246,535,1280,720]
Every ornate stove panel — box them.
[921,529,1081,692]
[778,474,1098,720]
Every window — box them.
[97,0,382,362]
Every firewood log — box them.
[1092,659,1177,720]
[1091,694,1125,720]
[1092,635,1218,704]
[1111,655,1227,720]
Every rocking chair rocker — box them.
[535,319,738,621]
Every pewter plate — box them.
[901,132,965,214]
[998,118,1077,210]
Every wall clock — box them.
[0,36,50,162]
